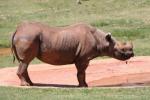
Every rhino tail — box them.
[11,31,20,63]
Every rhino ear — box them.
[106,33,112,42]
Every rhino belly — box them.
[37,49,77,65]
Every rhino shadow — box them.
[33,83,78,88]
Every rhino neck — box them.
[92,29,109,56]
[91,28,119,58]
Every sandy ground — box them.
[1,56,150,88]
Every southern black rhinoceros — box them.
[11,22,134,87]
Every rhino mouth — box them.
[122,55,133,60]
[113,51,134,61]
[121,52,134,60]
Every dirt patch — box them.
[0,48,11,56]
[0,56,150,88]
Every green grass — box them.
[0,55,17,67]
[0,86,150,100]
[0,0,150,49]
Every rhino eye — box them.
[129,48,133,51]
[121,48,126,52]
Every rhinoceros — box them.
[11,22,134,87]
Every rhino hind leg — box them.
[75,61,89,87]
[15,39,39,86]
[17,62,33,86]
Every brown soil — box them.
[0,48,11,56]
[1,56,150,88]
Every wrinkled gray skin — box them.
[11,22,134,87]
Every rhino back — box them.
[38,23,97,64]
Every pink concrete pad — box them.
[0,56,150,88]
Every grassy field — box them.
[0,0,150,99]
[0,0,150,53]
[1,86,150,100]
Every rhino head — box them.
[105,33,134,61]
[95,31,134,61]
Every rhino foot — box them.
[20,81,33,86]
[78,83,88,87]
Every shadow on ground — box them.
[33,83,78,88]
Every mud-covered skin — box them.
[11,22,134,87]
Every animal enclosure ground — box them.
[1,56,150,87]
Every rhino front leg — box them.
[75,61,89,87]
[17,62,33,86]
